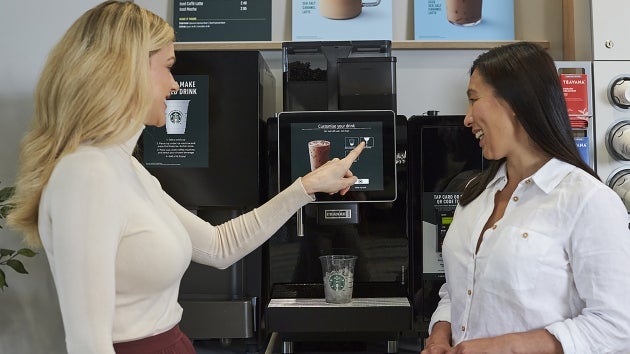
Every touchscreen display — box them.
[278,110,397,203]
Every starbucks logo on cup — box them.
[169,110,183,124]
[328,272,346,291]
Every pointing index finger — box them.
[344,140,366,164]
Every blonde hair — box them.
[7,1,175,247]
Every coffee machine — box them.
[137,50,276,353]
[406,114,487,337]
[263,41,411,354]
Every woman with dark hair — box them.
[422,42,630,354]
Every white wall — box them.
[0,0,591,353]
[0,1,102,353]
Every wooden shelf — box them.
[174,40,550,51]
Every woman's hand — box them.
[422,321,453,354]
[422,342,452,354]
[424,330,563,354]
[300,141,366,195]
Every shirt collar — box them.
[486,158,574,194]
[530,158,574,194]
[487,163,508,189]
[120,125,145,156]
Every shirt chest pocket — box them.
[480,227,554,291]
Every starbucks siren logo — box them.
[327,271,346,291]
[169,110,183,124]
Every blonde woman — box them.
[7,1,364,353]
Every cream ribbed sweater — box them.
[38,128,312,353]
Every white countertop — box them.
[268,297,410,308]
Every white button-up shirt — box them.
[429,158,630,353]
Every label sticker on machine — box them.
[422,192,460,279]
[316,203,359,224]
[324,209,353,219]
[142,74,209,168]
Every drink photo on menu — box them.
[414,0,515,40]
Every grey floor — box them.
[194,334,424,354]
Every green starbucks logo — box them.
[328,272,346,291]
[169,110,183,124]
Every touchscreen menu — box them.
[278,110,397,202]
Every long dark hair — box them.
[460,42,598,206]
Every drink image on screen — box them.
[446,0,482,26]
[165,99,190,134]
[308,140,331,171]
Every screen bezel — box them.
[277,110,397,203]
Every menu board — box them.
[292,0,392,41]
[414,0,514,40]
[174,0,271,41]
[143,75,209,168]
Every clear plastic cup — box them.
[319,255,357,304]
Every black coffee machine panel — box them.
[407,114,487,335]
[283,40,396,112]
[265,111,407,286]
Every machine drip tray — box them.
[179,295,255,340]
[270,282,408,299]
[266,283,411,346]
